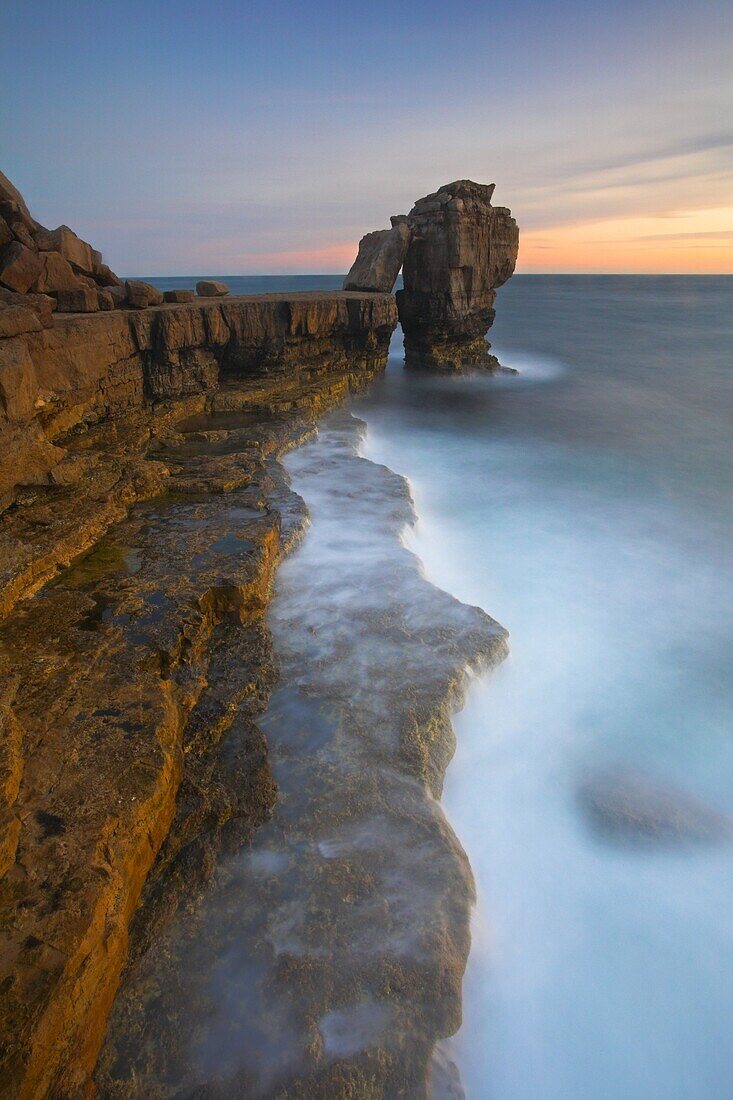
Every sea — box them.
[147,273,733,1099]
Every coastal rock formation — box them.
[0,168,518,1096]
[0,290,397,1096]
[0,171,121,320]
[342,219,412,293]
[397,180,519,368]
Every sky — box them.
[2,0,732,274]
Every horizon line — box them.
[123,271,733,279]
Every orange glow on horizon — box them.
[215,208,732,275]
[225,242,358,273]
[517,206,733,274]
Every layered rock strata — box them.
[0,291,397,522]
[341,180,519,368]
[397,180,518,369]
[0,292,397,1098]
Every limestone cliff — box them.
[0,286,397,1098]
[397,180,518,368]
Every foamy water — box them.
[356,277,733,1099]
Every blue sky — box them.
[2,0,731,272]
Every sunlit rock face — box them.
[397,180,519,370]
[342,219,412,293]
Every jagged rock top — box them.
[0,170,122,320]
[409,179,498,218]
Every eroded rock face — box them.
[397,180,519,369]
[342,220,412,293]
[0,293,397,1097]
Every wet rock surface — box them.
[96,411,508,1099]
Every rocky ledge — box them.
[0,287,396,1097]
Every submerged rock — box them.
[397,179,519,369]
[342,220,412,293]
[578,767,732,845]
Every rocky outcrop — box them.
[0,172,121,323]
[342,218,412,293]
[397,180,519,368]
[0,292,397,521]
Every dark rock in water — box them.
[397,179,519,369]
[196,279,229,297]
[343,220,412,292]
[578,767,732,846]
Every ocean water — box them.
[143,273,348,294]
[354,276,733,1099]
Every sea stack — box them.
[397,180,519,369]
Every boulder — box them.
[397,180,519,368]
[125,280,164,309]
[0,241,41,294]
[56,286,100,313]
[33,224,95,275]
[0,288,56,328]
[96,289,114,311]
[0,170,34,225]
[0,305,42,340]
[196,280,229,298]
[342,221,411,293]
[0,217,12,248]
[35,251,82,294]
[93,263,121,288]
[0,201,37,250]
[108,285,128,309]
[164,289,195,304]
